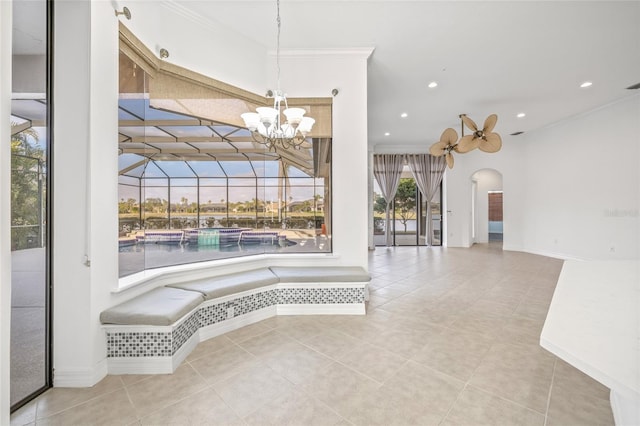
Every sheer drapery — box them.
[407,154,446,245]
[373,154,405,246]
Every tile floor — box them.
[11,244,615,425]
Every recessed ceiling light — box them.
[428,81,438,88]
[517,113,526,118]
[384,132,390,136]
[400,113,408,118]
[580,81,593,88]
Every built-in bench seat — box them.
[167,268,280,300]
[99,286,204,326]
[101,266,370,374]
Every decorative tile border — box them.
[105,286,364,358]
[106,331,172,358]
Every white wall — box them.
[1,2,13,422]
[443,95,639,261]
[52,0,96,386]
[52,0,129,386]
[275,50,372,268]
[520,95,639,260]
[443,131,526,250]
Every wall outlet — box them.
[226,306,235,319]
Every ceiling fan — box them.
[429,114,502,169]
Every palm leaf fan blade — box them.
[441,127,458,145]
[429,141,447,156]
[479,132,502,153]
[445,152,454,169]
[483,114,498,133]
[461,115,478,132]
[456,134,479,153]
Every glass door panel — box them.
[393,177,418,246]
[10,0,51,409]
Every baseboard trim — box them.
[277,303,365,315]
[610,389,640,426]
[54,358,108,387]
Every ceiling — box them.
[12,1,640,150]
[169,0,640,149]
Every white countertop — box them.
[540,260,640,401]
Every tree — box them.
[394,178,417,231]
[11,126,45,249]
[373,192,387,216]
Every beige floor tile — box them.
[441,386,545,426]
[139,387,243,425]
[184,334,235,363]
[383,311,447,334]
[512,300,551,322]
[373,298,420,315]
[469,343,556,413]
[466,299,517,317]
[37,389,137,426]
[258,340,333,384]
[366,326,436,358]
[126,364,208,418]
[332,317,387,341]
[224,321,273,343]
[236,329,295,356]
[189,344,261,385]
[243,389,346,425]
[212,363,295,418]
[411,329,494,381]
[366,294,391,308]
[449,310,509,339]
[496,316,544,347]
[270,317,329,340]
[370,284,414,299]
[299,361,381,419]
[546,360,614,426]
[10,399,37,426]
[414,304,462,326]
[299,329,363,360]
[35,375,125,419]
[119,374,154,388]
[338,342,408,383]
[350,361,464,426]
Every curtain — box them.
[373,154,405,246]
[407,154,446,245]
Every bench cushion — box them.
[167,268,279,300]
[100,287,204,326]
[269,266,371,283]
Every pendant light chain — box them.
[276,0,281,93]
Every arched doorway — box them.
[471,169,503,245]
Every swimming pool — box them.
[118,227,330,277]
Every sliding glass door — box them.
[10,0,52,410]
[373,166,442,247]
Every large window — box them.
[118,33,332,278]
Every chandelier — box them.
[241,0,315,151]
